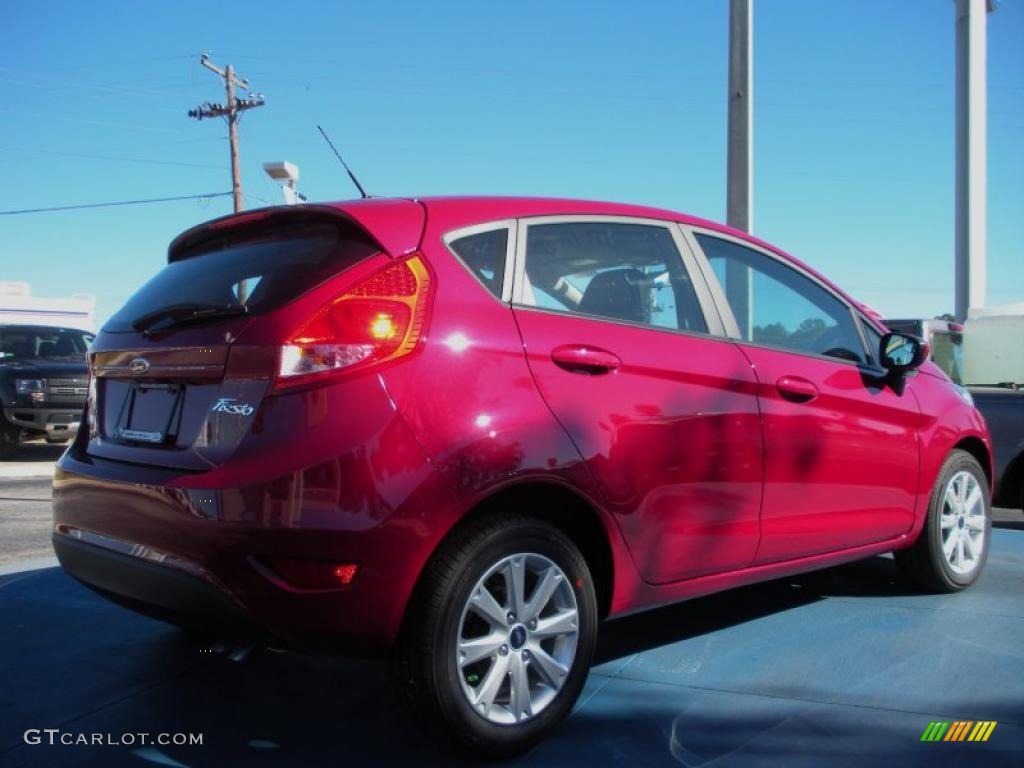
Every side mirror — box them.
[880,331,929,375]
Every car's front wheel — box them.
[896,449,991,592]
[394,514,598,757]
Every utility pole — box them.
[953,0,995,321]
[726,0,754,338]
[188,54,265,213]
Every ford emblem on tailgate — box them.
[129,357,150,374]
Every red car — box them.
[53,197,993,756]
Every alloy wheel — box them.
[455,552,579,725]
[940,470,987,576]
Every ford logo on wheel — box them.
[129,357,150,374]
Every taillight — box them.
[86,356,98,437]
[276,253,431,388]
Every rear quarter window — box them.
[446,227,509,299]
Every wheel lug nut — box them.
[499,644,508,656]
[522,650,530,660]
[528,619,537,630]
[507,613,516,625]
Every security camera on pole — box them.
[263,161,306,205]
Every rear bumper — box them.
[53,531,275,643]
[52,432,456,655]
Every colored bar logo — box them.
[921,721,997,742]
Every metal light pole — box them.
[954,0,995,321]
[727,0,753,233]
[726,0,754,337]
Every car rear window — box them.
[104,219,381,333]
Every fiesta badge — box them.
[129,357,150,374]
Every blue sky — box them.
[2,0,1021,324]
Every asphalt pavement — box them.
[1,447,1022,766]
[1,534,1022,767]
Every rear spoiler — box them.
[167,199,425,263]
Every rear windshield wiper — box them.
[132,303,249,335]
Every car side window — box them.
[519,222,708,333]
[695,233,866,363]
[448,228,509,299]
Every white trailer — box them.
[964,303,1024,386]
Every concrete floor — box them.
[0,479,53,567]
[1,531,1021,767]
[0,442,63,566]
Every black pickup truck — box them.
[885,318,1024,511]
[969,386,1024,510]
[0,324,93,459]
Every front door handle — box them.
[551,345,621,375]
[776,375,818,403]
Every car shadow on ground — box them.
[595,554,914,663]
[0,440,65,484]
[8,440,67,463]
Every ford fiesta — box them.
[53,197,993,756]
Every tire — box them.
[0,421,19,460]
[393,514,598,758]
[895,449,991,592]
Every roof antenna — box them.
[317,125,368,199]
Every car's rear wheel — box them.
[393,514,598,758]
[896,449,991,592]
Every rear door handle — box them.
[776,375,818,403]
[551,345,621,375]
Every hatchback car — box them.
[53,197,993,756]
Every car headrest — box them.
[578,268,649,324]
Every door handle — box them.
[776,375,818,403]
[551,345,621,375]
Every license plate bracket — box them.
[114,382,184,445]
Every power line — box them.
[242,192,276,206]
[0,107,189,135]
[218,52,1024,93]
[78,136,225,154]
[0,144,226,170]
[0,54,193,76]
[0,73,192,102]
[0,192,232,216]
